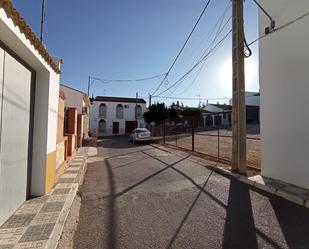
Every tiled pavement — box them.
[0,148,88,249]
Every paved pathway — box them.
[68,137,309,249]
[0,148,87,249]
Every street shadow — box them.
[222,180,258,249]
[105,159,117,249]
[166,170,214,248]
[142,151,227,209]
[113,155,191,198]
[270,196,309,249]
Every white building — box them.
[229,91,260,106]
[259,0,309,189]
[202,104,232,126]
[0,0,61,225]
[90,96,147,137]
[60,84,91,140]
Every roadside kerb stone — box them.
[238,175,255,186]
[44,184,78,249]
[276,189,305,206]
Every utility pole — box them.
[197,95,201,108]
[135,92,138,128]
[232,0,247,174]
[87,76,91,96]
[40,0,46,43]
[149,94,152,108]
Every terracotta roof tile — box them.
[92,96,146,104]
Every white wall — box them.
[60,85,84,113]
[0,7,60,195]
[229,92,260,106]
[90,100,146,136]
[260,0,309,189]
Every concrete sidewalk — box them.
[0,148,88,249]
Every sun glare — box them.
[218,58,258,89]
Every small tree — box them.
[143,103,168,124]
[167,107,179,119]
[181,107,202,127]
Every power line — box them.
[248,11,309,46]
[170,14,232,96]
[151,0,212,95]
[156,29,232,97]
[152,95,229,101]
[89,73,166,83]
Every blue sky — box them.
[12,0,259,106]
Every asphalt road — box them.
[72,136,309,249]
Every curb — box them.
[46,149,88,249]
[152,144,309,209]
[45,184,78,249]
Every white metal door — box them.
[0,48,32,225]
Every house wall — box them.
[90,101,147,136]
[60,85,84,113]
[229,92,260,106]
[259,0,309,189]
[0,6,60,198]
[57,94,65,144]
[246,96,260,106]
[56,94,65,169]
[60,85,90,138]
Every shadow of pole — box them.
[114,155,191,198]
[270,197,309,249]
[142,151,227,209]
[222,180,258,249]
[166,170,214,248]
[105,159,117,249]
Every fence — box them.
[150,108,261,171]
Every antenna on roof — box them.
[40,0,46,43]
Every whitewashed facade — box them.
[260,0,309,189]
[90,96,147,137]
[0,0,61,225]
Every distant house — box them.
[60,84,91,145]
[202,103,259,127]
[229,91,260,106]
[89,96,147,137]
[202,104,232,127]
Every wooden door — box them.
[113,122,119,134]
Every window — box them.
[98,119,106,133]
[99,103,106,118]
[135,105,142,119]
[116,104,124,119]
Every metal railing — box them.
[151,109,261,171]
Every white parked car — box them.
[129,128,152,144]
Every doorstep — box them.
[151,144,309,209]
[0,147,89,249]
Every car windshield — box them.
[135,129,149,133]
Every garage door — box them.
[0,47,33,225]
